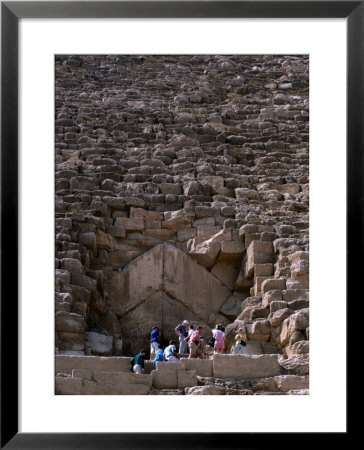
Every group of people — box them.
[130,322,248,375]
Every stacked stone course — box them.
[55,55,309,388]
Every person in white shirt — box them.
[163,340,180,362]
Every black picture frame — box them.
[1,1,355,448]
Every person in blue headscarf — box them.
[153,347,167,367]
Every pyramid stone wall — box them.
[55,55,309,361]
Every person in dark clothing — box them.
[132,349,146,374]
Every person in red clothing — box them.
[188,326,203,359]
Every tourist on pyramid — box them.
[131,349,146,374]
[175,320,189,354]
[213,324,225,354]
[184,324,194,347]
[150,325,160,357]
[233,328,247,355]
[153,347,167,367]
[164,340,180,362]
[188,326,203,359]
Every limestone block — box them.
[270,308,294,327]
[180,358,213,377]
[274,375,309,392]
[63,284,91,304]
[85,332,114,356]
[55,377,83,395]
[250,377,278,393]
[70,176,99,191]
[234,272,254,292]
[187,230,224,269]
[78,380,108,395]
[103,197,126,210]
[195,206,219,218]
[56,269,71,285]
[124,197,145,209]
[219,296,243,320]
[213,354,281,379]
[269,301,288,314]
[55,355,131,375]
[152,369,178,389]
[162,215,191,231]
[262,290,283,307]
[279,354,309,376]
[197,225,222,239]
[246,241,274,277]
[282,289,309,302]
[254,263,273,277]
[71,272,97,291]
[254,276,272,295]
[55,312,85,334]
[115,217,144,232]
[144,229,175,240]
[78,231,97,249]
[219,240,245,261]
[235,188,260,202]
[164,244,231,323]
[95,229,118,252]
[72,369,92,380]
[249,320,271,342]
[276,184,300,195]
[177,370,197,388]
[108,244,163,316]
[177,227,196,242]
[261,278,286,294]
[105,225,126,238]
[286,277,309,290]
[185,386,225,395]
[211,261,239,290]
[160,183,182,195]
[193,217,216,227]
[279,308,309,346]
[57,331,84,343]
[60,258,83,274]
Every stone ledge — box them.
[213,354,281,379]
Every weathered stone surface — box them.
[85,331,113,356]
[55,355,132,374]
[180,358,213,377]
[185,386,225,395]
[213,354,281,379]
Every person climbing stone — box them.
[175,320,189,354]
[153,347,167,367]
[188,326,203,359]
[132,349,146,374]
[164,340,180,362]
[150,325,160,357]
[233,328,247,355]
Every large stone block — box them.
[213,354,281,379]
[246,241,274,277]
[177,370,197,388]
[164,244,231,324]
[152,369,178,389]
[85,332,114,356]
[274,375,309,392]
[180,358,213,377]
[55,355,131,375]
[55,377,83,395]
[55,312,85,334]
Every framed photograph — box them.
[1,1,355,447]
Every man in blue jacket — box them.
[150,325,160,357]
